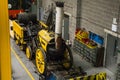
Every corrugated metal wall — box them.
[80,0,119,37]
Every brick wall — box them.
[41,0,77,44]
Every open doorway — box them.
[62,14,69,40]
[105,34,118,73]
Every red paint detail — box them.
[9,9,24,18]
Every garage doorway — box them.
[105,34,117,73]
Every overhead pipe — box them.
[55,2,64,49]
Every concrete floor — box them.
[11,39,40,80]
[11,38,115,80]
[73,51,116,80]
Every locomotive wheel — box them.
[13,33,16,40]
[20,45,23,50]
[36,48,46,74]
[62,45,73,70]
[26,46,32,60]
[14,33,19,45]
[20,44,26,51]
[15,39,19,45]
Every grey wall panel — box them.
[80,0,119,37]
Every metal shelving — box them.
[73,39,104,67]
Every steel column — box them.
[0,0,11,80]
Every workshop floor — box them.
[11,39,40,80]
[11,38,115,80]
[73,51,116,80]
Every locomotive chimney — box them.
[55,2,64,49]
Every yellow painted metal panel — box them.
[39,21,48,28]
[39,38,47,51]
[0,0,11,80]
[38,30,54,42]
[38,30,54,51]
[13,21,23,38]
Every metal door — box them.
[63,14,69,40]
[106,34,117,73]
[117,38,120,64]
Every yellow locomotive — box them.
[12,2,73,75]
